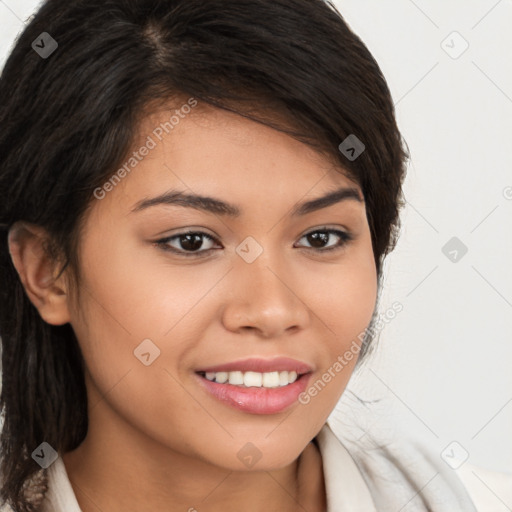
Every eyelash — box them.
[154,227,354,258]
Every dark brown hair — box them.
[0,0,408,509]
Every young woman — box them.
[0,1,510,511]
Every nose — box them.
[221,250,311,338]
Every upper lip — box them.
[195,357,313,375]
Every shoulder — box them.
[455,461,512,512]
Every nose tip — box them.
[221,258,310,338]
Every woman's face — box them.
[66,101,377,471]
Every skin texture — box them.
[8,102,378,511]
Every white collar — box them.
[315,422,377,511]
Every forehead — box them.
[94,101,361,218]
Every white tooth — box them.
[262,371,280,388]
[215,371,228,384]
[279,371,289,386]
[209,370,297,387]
[244,371,263,387]
[228,371,244,385]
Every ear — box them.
[7,221,71,325]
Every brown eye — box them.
[155,231,220,256]
[295,228,353,252]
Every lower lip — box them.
[195,372,311,415]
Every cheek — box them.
[74,226,227,341]
[322,266,377,339]
[306,239,378,350]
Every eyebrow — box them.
[130,186,363,217]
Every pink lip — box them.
[195,357,313,374]
[195,372,312,415]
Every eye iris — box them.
[308,231,329,248]
[181,233,203,251]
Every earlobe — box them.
[7,221,71,325]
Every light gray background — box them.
[1,0,511,474]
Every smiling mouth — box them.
[194,369,312,415]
